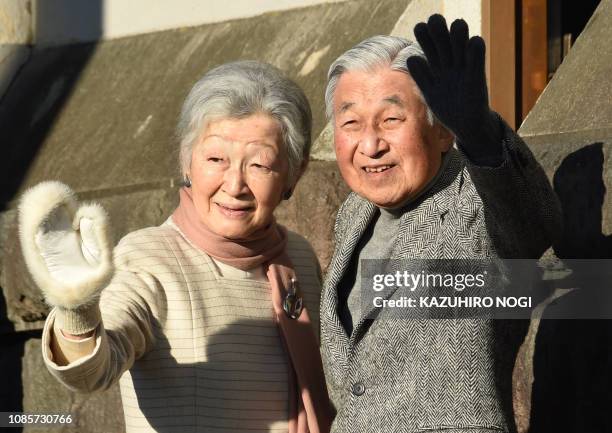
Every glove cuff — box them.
[54,303,101,335]
[455,111,504,166]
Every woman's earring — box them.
[183,175,192,188]
[283,189,293,200]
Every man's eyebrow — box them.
[382,95,405,107]
[338,102,354,114]
[337,96,404,113]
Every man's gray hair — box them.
[178,60,312,182]
[325,35,435,125]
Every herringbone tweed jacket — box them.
[320,123,561,433]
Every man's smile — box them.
[362,164,395,173]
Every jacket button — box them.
[351,382,365,396]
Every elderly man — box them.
[319,15,561,433]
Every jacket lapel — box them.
[321,194,377,364]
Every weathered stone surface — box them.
[311,122,336,161]
[1,0,408,208]
[519,0,612,142]
[518,0,612,256]
[276,161,351,271]
[1,0,410,329]
[514,2,612,431]
[0,331,124,432]
[529,140,612,243]
[0,44,30,98]
[513,138,612,433]
[0,0,33,44]
[1,209,49,332]
[0,331,29,412]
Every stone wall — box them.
[0,0,32,102]
[514,1,612,432]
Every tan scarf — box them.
[172,187,333,433]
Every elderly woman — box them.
[19,61,332,433]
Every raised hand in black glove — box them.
[406,14,503,166]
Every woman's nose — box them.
[358,126,389,158]
[222,166,249,197]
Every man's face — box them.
[332,66,452,208]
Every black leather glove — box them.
[406,14,503,166]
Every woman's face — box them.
[188,113,290,239]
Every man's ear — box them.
[436,123,454,152]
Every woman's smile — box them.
[215,202,255,218]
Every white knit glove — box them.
[19,181,114,334]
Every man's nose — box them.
[358,126,389,158]
[222,166,249,197]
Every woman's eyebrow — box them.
[199,133,227,142]
[200,135,277,149]
[246,141,279,151]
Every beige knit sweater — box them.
[41,219,322,433]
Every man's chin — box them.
[356,189,411,209]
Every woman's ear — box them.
[183,173,192,188]
[283,159,308,200]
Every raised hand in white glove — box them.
[19,181,114,334]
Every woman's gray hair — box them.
[178,60,312,182]
[325,35,435,125]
